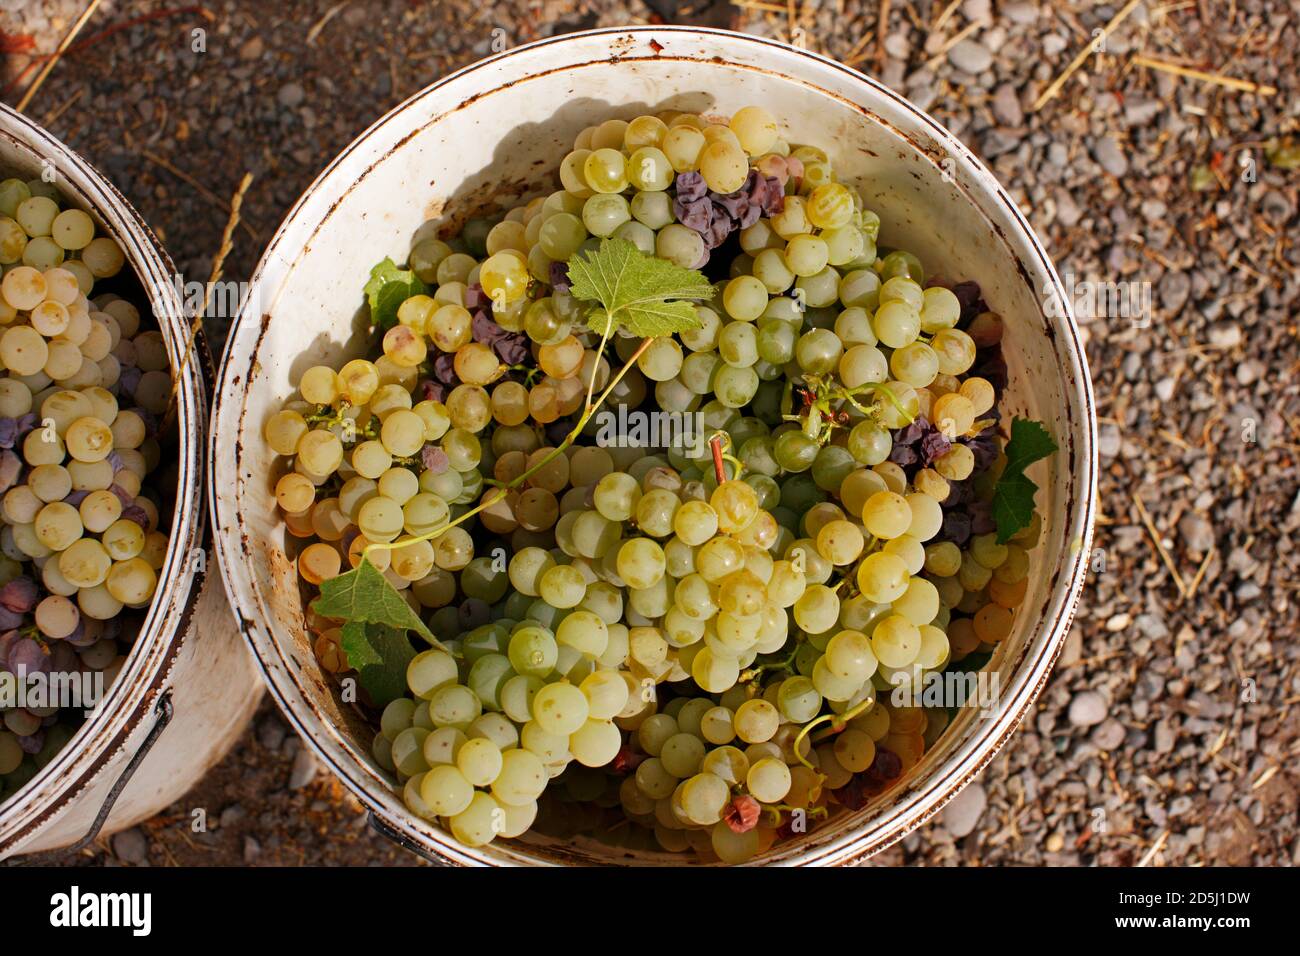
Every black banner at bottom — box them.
[7,864,1274,942]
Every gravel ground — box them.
[2,0,1297,867]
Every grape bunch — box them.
[0,176,174,802]
[271,105,1047,862]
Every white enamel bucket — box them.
[0,105,263,860]
[210,27,1097,866]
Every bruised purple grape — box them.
[0,576,38,614]
[118,365,143,397]
[432,352,460,388]
[421,445,450,475]
[940,510,973,546]
[921,430,952,464]
[120,504,150,530]
[7,637,49,675]
[18,731,45,755]
[674,171,707,202]
[0,606,24,630]
[492,334,530,366]
[463,282,490,312]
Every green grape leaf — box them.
[340,621,416,709]
[363,257,426,330]
[992,418,1058,544]
[568,238,712,339]
[313,558,437,645]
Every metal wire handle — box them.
[367,811,454,867]
[7,691,174,866]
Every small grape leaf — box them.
[568,238,711,339]
[340,621,416,708]
[992,418,1058,543]
[363,257,426,330]
[313,558,437,645]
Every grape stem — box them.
[708,433,727,485]
[363,336,654,556]
[738,645,798,685]
[793,693,876,773]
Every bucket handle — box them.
[8,691,174,865]
[367,812,455,866]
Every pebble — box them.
[1090,718,1126,750]
[243,836,262,863]
[1237,360,1263,385]
[1158,270,1191,314]
[1042,34,1067,56]
[948,40,994,75]
[1002,1,1039,25]
[289,747,319,790]
[1154,719,1177,754]
[1092,137,1129,177]
[883,34,910,60]
[257,716,286,752]
[1068,691,1107,728]
[991,83,1024,127]
[1155,377,1177,401]
[1123,99,1163,125]
[277,82,305,108]
[1208,322,1242,348]
[238,36,264,60]
[219,803,246,829]
[111,828,148,864]
[1055,188,1082,227]
[1178,514,1215,554]
[1098,424,1122,458]
[941,783,988,837]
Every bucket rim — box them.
[210,25,1097,866]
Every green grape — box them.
[794,327,842,375]
[847,420,892,465]
[718,321,759,368]
[691,646,740,694]
[785,234,829,277]
[538,213,588,260]
[570,719,621,767]
[508,625,558,677]
[628,147,674,191]
[878,250,924,283]
[810,445,855,493]
[825,629,878,683]
[839,268,881,310]
[712,365,759,408]
[793,584,839,634]
[582,193,631,238]
[492,748,548,806]
[637,336,684,381]
[613,219,655,254]
[773,429,819,472]
[532,682,589,736]
[630,190,673,229]
[722,276,768,322]
[584,148,629,193]
[871,614,921,668]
